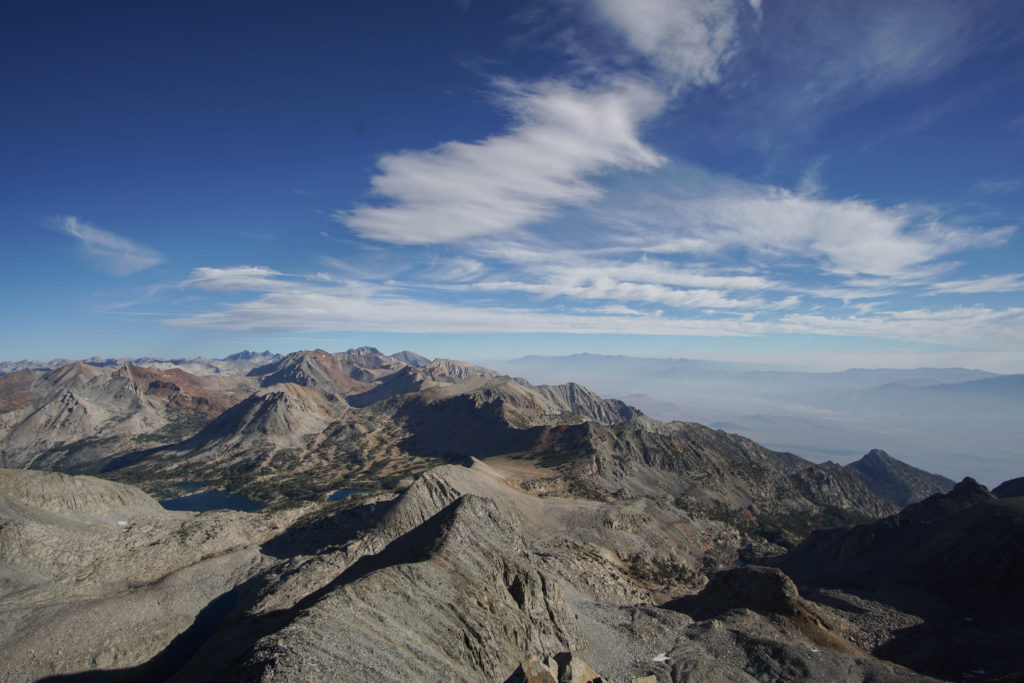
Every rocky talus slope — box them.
[3,460,978,682]
[0,362,250,471]
[0,468,306,680]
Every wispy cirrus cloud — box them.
[183,266,288,291]
[54,216,162,275]
[333,0,1011,283]
[331,1,752,248]
[583,0,1010,151]
[972,179,1024,195]
[590,0,741,88]
[709,0,999,145]
[337,79,666,244]
[471,278,766,310]
[928,274,1024,295]
[687,192,1013,278]
[777,306,1024,347]
[589,165,1015,284]
[167,265,1024,351]
[440,251,794,311]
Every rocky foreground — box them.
[2,461,1021,682]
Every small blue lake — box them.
[160,490,265,512]
[328,488,367,501]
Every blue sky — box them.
[3,0,1023,371]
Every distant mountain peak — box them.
[224,350,272,360]
[348,346,383,355]
[390,350,431,367]
[845,449,955,508]
[992,476,1024,499]
[862,448,894,462]
[424,358,501,382]
[948,476,990,499]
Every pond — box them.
[159,489,265,512]
[328,488,367,501]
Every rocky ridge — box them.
[0,467,306,679]
[844,449,955,507]
[2,347,1014,680]
[2,459,973,682]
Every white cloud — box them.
[532,259,776,291]
[424,257,487,283]
[160,3,1023,364]
[929,274,1024,295]
[777,306,1024,346]
[593,304,650,316]
[167,267,1024,352]
[661,1,997,146]
[591,0,741,87]
[183,266,287,291]
[336,79,666,244]
[54,216,162,275]
[473,278,764,309]
[972,179,1024,195]
[697,192,1009,277]
[448,254,790,311]
[596,170,1015,281]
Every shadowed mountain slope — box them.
[777,478,1024,606]
[845,449,955,507]
[993,475,1024,498]
[771,478,1024,680]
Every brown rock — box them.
[511,655,558,683]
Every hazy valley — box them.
[497,354,1024,487]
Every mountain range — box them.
[0,350,284,377]
[0,346,1019,681]
[0,347,952,522]
[497,353,1023,486]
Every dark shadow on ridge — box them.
[390,395,548,462]
[259,495,397,560]
[35,590,239,683]
[167,495,478,682]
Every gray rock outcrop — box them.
[0,468,303,681]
